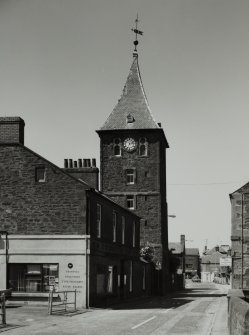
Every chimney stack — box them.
[0,117,25,144]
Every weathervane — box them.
[131,14,143,52]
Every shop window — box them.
[113,138,121,156]
[126,169,136,185]
[8,264,58,292]
[112,212,117,242]
[35,167,46,182]
[139,138,148,156]
[97,204,102,238]
[121,216,125,245]
[126,195,135,210]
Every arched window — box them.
[139,138,148,156]
[113,138,121,156]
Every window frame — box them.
[112,211,117,243]
[121,216,125,245]
[126,169,136,185]
[139,137,148,157]
[113,138,122,157]
[132,221,136,247]
[126,195,135,210]
[97,204,102,238]
[35,166,46,183]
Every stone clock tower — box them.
[96,48,170,293]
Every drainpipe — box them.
[0,231,8,288]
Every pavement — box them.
[0,281,230,334]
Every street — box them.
[1,281,229,335]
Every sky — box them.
[0,0,249,254]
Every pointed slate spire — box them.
[100,54,160,130]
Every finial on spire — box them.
[131,14,143,55]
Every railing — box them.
[48,290,77,315]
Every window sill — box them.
[12,292,59,298]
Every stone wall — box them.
[0,145,88,235]
[230,190,249,289]
[228,289,249,335]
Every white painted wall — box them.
[0,235,90,308]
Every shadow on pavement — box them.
[111,296,194,310]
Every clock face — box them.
[123,138,136,152]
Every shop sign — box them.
[220,257,232,267]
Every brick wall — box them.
[0,145,88,234]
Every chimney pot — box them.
[64,159,68,168]
[92,159,96,167]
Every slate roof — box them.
[186,248,199,256]
[100,55,160,131]
[168,242,184,254]
[201,251,224,264]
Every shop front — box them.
[0,235,90,307]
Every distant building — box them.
[169,235,185,290]
[185,248,200,278]
[201,245,231,283]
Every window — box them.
[132,221,136,247]
[107,266,113,294]
[127,195,135,210]
[121,216,125,245]
[8,264,58,292]
[126,169,136,184]
[112,212,117,242]
[113,138,121,156]
[35,167,46,182]
[97,204,102,238]
[139,138,148,156]
[129,261,133,292]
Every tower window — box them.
[126,195,135,210]
[35,167,46,182]
[97,204,102,238]
[113,138,121,156]
[139,138,148,156]
[126,169,136,184]
[121,216,125,245]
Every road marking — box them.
[131,316,156,330]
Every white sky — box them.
[1,0,249,254]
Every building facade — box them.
[0,117,149,307]
[230,184,249,289]
[97,52,170,293]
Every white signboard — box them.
[220,257,232,267]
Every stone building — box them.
[185,248,200,278]
[0,117,152,307]
[97,51,170,293]
[201,245,231,283]
[230,183,249,289]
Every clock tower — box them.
[96,32,170,293]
